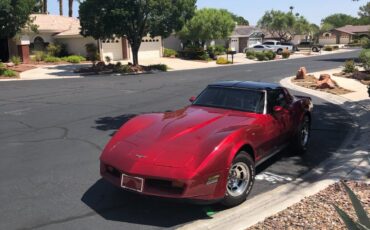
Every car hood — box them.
[101,106,257,170]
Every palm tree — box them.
[58,0,63,16]
[68,0,73,17]
[289,6,294,13]
[43,0,48,14]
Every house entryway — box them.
[0,39,9,62]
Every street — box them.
[0,51,359,230]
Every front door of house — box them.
[0,39,9,62]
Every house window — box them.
[33,36,45,51]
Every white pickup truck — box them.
[262,40,293,54]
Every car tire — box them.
[222,152,255,207]
[292,115,311,154]
[277,49,283,55]
[312,47,319,52]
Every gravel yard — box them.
[248,181,370,230]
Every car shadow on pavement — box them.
[94,114,136,136]
[81,179,225,228]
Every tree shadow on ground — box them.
[41,64,90,77]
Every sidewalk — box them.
[178,68,370,230]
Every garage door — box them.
[101,38,122,61]
[138,37,161,59]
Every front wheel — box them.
[222,152,255,207]
[292,115,311,154]
[312,47,319,52]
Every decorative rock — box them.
[316,74,336,89]
[296,67,307,79]
[6,62,15,67]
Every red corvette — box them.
[100,81,313,206]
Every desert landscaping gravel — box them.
[248,181,370,230]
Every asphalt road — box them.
[0,50,359,230]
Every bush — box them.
[10,56,21,65]
[0,62,5,69]
[59,43,69,57]
[216,57,229,64]
[343,60,357,73]
[34,51,45,62]
[246,50,256,59]
[361,37,370,49]
[207,45,226,59]
[47,44,61,57]
[282,49,291,59]
[163,48,178,57]
[44,56,61,63]
[324,46,333,51]
[359,49,370,71]
[332,45,339,50]
[178,46,207,60]
[255,52,266,61]
[2,69,16,77]
[264,50,276,60]
[61,55,86,63]
[148,64,168,71]
[105,56,112,63]
[117,64,130,73]
[85,43,99,65]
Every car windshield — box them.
[193,87,265,113]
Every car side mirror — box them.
[273,106,283,113]
[189,96,196,103]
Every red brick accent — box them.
[17,45,30,64]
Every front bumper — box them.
[100,161,226,201]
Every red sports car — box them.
[100,81,313,206]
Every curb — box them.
[178,75,369,230]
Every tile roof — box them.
[30,14,82,37]
[230,26,263,37]
[333,25,370,34]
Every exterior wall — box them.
[163,34,182,51]
[56,37,96,57]
[229,38,239,52]
[29,33,54,44]
[291,35,309,44]
[138,36,162,59]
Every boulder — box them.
[316,74,336,89]
[6,62,15,67]
[296,67,307,79]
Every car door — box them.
[267,89,294,147]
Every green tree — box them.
[229,12,249,26]
[321,13,358,28]
[58,0,63,15]
[79,0,196,66]
[358,2,370,24]
[0,0,36,39]
[178,8,235,46]
[258,10,311,42]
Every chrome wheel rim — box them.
[227,162,250,197]
[301,119,310,147]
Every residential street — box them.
[0,50,360,230]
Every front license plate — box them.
[121,174,144,192]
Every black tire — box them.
[292,115,311,154]
[312,47,319,52]
[222,152,255,207]
[277,49,283,55]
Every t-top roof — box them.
[209,81,281,90]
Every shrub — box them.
[0,62,5,69]
[178,46,207,60]
[105,56,112,63]
[246,50,256,60]
[282,49,291,59]
[2,69,16,77]
[361,37,370,49]
[34,51,45,62]
[148,64,168,71]
[359,49,370,71]
[324,46,333,51]
[163,48,178,57]
[343,60,357,73]
[62,55,86,63]
[44,56,61,63]
[59,43,69,57]
[47,44,61,57]
[264,50,276,60]
[332,45,339,50]
[255,52,266,61]
[10,56,21,65]
[207,45,226,59]
[216,57,229,64]
[85,43,99,65]
[117,65,130,73]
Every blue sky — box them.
[48,0,365,26]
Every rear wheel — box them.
[222,152,255,207]
[312,47,319,52]
[292,115,311,154]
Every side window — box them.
[277,42,281,45]
[267,89,288,113]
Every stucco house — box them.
[319,25,370,45]
[1,14,163,63]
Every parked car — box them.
[281,42,298,52]
[262,40,293,54]
[245,45,275,52]
[100,81,313,207]
[296,41,323,52]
